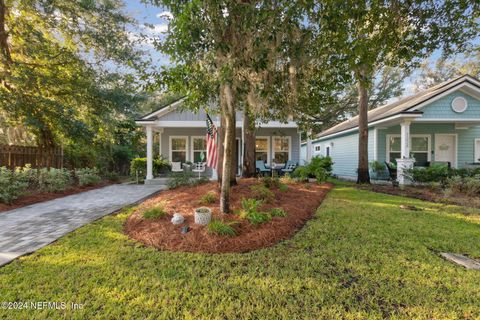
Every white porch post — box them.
[306,129,313,162]
[146,125,153,180]
[397,120,414,185]
[157,128,163,157]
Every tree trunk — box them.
[242,107,256,177]
[220,83,236,213]
[356,70,370,184]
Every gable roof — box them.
[317,74,480,139]
[136,96,186,122]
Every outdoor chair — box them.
[256,160,271,176]
[171,162,183,172]
[280,160,298,175]
[192,162,206,178]
[384,161,397,182]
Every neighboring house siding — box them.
[419,92,480,119]
[319,132,359,178]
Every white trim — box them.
[316,113,422,141]
[409,82,480,111]
[169,136,189,163]
[386,134,431,163]
[272,135,292,164]
[146,125,153,180]
[451,96,468,113]
[255,136,271,163]
[413,118,480,123]
[136,120,298,129]
[373,127,378,161]
[474,138,480,163]
[254,121,298,128]
[190,136,207,163]
[141,98,186,120]
[236,137,241,176]
[434,134,458,168]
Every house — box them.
[135,97,302,182]
[301,75,480,184]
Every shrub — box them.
[142,204,167,219]
[369,161,386,172]
[407,164,450,185]
[37,168,71,192]
[130,156,171,177]
[292,156,333,183]
[279,173,295,185]
[199,191,217,204]
[75,168,101,186]
[269,207,287,217]
[238,198,271,225]
[261,176,280,189]
[104,172,121,182]
[446,175,480,196]
[0,167,29,204]
[167,171,194,188]
[278,184,288,192]
[250,184,275,203]
[207,220,237,236]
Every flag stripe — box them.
[206,114,218,169]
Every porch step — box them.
[145,177,169,186]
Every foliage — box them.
[195,207,211,214]
[446,175,480,197]
[0,167,29,204]
[130,156,171,177]
[167,171,195,189]
[279,174,295,185]
[407,165,451,186]
[75,168,101,187]
[2,183,480,318]
[142,205,167,220]
[278,184,288,192]
[261,176,281,189]
[37,168,71,192]
[199,191,217,205]
[369,161,386,173]
[250,184,275,203]
[269,208,288,218]
[293,156,333,183]
[239,198,271,226]
[207,220,237,237]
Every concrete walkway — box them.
[0,184,165,267]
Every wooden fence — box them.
[0,145,63,169]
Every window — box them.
[387,134,430,166]
[411,136,430,166]
[273,136,291,164]
[475,139,480,163]
[255,137,270,163]
[192,137,207,163]
[170,136,187,163]
[314,145,321,152]
[325,146,330,157]
[387,135,401,163]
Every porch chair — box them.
[280,160,298,175]
[256,160,271,176]
[192,162,206,178]
[384,161,398,184]
[171,162,183,172]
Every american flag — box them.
[206,114,218,169]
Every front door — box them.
[435,134,456,167]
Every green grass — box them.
[207,219,237,236]
[142,206,166,219]
[269,207,287,217]
[1,181,480,319]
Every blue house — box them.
[301,75,480,184]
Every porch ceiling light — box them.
[451,97,468,113]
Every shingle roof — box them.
[317,74,480,139]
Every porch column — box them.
[157,128,164,157]
[146,125,153,180]
[306,129,313,162]
[397,120,414,185]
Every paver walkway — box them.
[0,184,165,267]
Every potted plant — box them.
[194,207,212,225]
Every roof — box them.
[317,74,480,139]
[136,96,186,122]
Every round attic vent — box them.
[451,96,468,113]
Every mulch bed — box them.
[357,183,480,209]
[124,179,332,253]
[0,181,114,213]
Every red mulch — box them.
[0,181,114,213]
[124,179,332,253]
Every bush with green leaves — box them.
[130,156,171,177]
[142,203,167,219]
[261,176,280,189]
[37,168,71,192]
[75,168,102,186]
[293,156,333,183]
[207,219,237,236]
[250,184,275,203]
[167,171,194,189]
[199,191,217,204]
[238,198,271,225]
[0,167,29,204]
[269,207,287,217]
[406,164,451,186]
[446,175,480,196]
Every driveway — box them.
[0,184,165,267]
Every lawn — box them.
[1,181,479,319]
